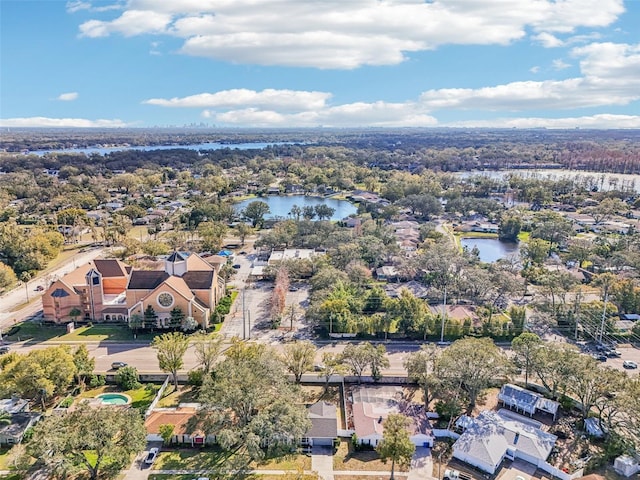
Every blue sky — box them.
[1,0,639,128]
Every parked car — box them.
[35,285,44,291]
[232,264,241,269]
[594,354,608,362]
[145,447,159,465]
[111,361,127,370]
[0,346,9,355]
[623,360,638,369]
[606,350,622,357]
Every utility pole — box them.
[598,291,608,345]
[242,287,246,339]
[574,289,582,341]
[440,284,447,343]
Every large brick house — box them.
[42,252,225,329]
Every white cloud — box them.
[552,59,571,70]
[0,117,129,128]
[67,1,123,13]
[532,32,564,48]
[76,0,626,69]
[529,66,540,74]
[419,42,640,111]
[143,89,332,111]
[448,114,640,129]
[57,92,79,101]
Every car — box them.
[35,285,44,291]
[623,360,638,369]
[239,251,247,255]
[111,361,127,370]
[0,346,9,355]
[313,364,325,372]
[145,447,159,465]
[606,350,622,357]
[289,286,299,292]
[594,354,608,362]
[232,264,241,269]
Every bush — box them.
[58,396,74,408]
[188,368,205,387]
[89,374,106,388]
[116,366,141,390]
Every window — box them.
[157,292,174,308]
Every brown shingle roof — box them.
[145,407,198,435]
[182,271,214,290]
[164,276,195,301]
[94,259,128,278]
[128,271,169,290]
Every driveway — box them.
[312,445,335,480]
[408,447,435,480]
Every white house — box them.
[452,410,557,475]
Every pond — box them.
[234,195,357,221]
[460,237,520,263]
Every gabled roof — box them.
[51,288,70,298]
[163,275,195,301]
[307,402,338,439]
[128,271,169,290]
[94,259,129,278]
[145,407,198,435]
[182,271,214,290]
[167,251,187,263]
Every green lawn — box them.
[517,231,530,242]
[157,385,200,408]
[3,322,161,343]
[152,448,310,472]
[457,232,499,239]
[0,448,11,470]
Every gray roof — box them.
[128,271,169,290]
[454,411,557,469]
[307,402,338,439]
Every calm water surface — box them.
[460,237,520,263]
[234,195,357,221]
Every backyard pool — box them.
[96,393,131,406]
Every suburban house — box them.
[350,386,434,448]
[42,252,225,329]
[498,384,560,421]
[0,411,41,446]
[267,248,322,265]
[145,406,212,446]
[303,401,338,447]
[452,410,557,475]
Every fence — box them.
[145,375,170,418]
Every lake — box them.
[234,195,357,221]
[460,237,520,263]
[28,142,293,156]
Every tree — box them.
[243,201,271,228]
[199,343,311,461]
[192,332,223,374]
[235,223,254,245]
[367,343,390,382]
[282,341,316,383]
[521,238,551,266]
[341,343,372,383]
[181,316,199,332]
[0,262,17,290]
[169,306,185,330]
[376,414,416,480]
[0,346,77,402]
[404,344,440,408]
[115,365,141,390]
[152,332,189,389]
[530,343,581,399]
[69,307,82,324]
[27,403,146,480]
[159,424,175,445]
[437,337,509,411]
[144,305,158,329]
[73,344,95,391]
[511,332,542,388]
[314,204,336,220]
[498,213,522,242]
[317,352,346,393]
[129,313,143,336]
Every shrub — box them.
[89,374,106,388]
[116,366,141,390]
[58,396,74,408]
[188,368,204,387]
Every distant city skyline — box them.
[1,0,639,129]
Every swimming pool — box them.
[96,393,131,406]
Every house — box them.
[0,397,29,414]
[498,384,560,420]
[268,249,321,265]
[0,412,41,446]
[304,402,338,447]
[145,406,212,446]
[376,265,399,282]
[385,281,429,299]
[584,418,605,438]
[452,410,557,475]
[613,455,640,477]
[42,252,225,329]
[351,386,434,448]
